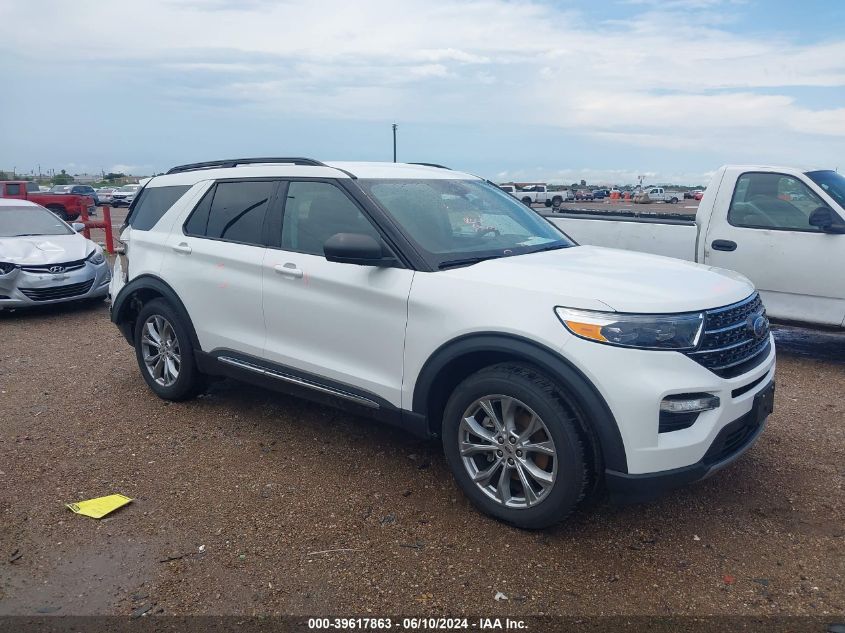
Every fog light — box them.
[660,394,720,414]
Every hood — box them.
[441,245,754,313]
[0,234,94,265]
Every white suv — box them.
[110,158,776,529]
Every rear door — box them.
[163,179,280,357]
[704,170,845,325]
[261,179,413,407]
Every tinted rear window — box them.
[184,180,274,246]
[129,185,191,230]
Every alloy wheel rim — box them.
[141,315,181,387]
[459,395,557,509]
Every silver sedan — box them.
[0,199,111,310]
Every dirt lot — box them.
[0,296,843,619]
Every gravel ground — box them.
[0,299,843,618]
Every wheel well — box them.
[115,287,167,344]
[424,352,602,481]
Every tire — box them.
[552,197,562,209]
[133,298,205,401]
[544,199,552,208]
[47,205,68,221]
[442,363,588,529]
[521,197,532,207]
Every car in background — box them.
[574,190,594,201]
[592,189,608,200]
[97,188,116,205]
[111,184,141,207]
[693,190,704,201]
[0,199,110,310]
[498,184,517,196]
[49,184,100,205]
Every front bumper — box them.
[0,262,111,309]
[606,379,774,502]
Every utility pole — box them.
[392,123,398,163]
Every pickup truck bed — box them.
[539,209,698,261]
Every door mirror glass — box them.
[324,233,394,266]
[808,206,845,233]
[71,222,86,232]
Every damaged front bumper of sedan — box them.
[0,257,111,309]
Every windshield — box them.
[0,206,74,237]
[118,185,139,192]
[359,179,574,268]
[49,185,72,193]
[806,170,845,211]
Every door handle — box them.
[171,242,192,254]
[711,239,737,252]
[274,263,304,279]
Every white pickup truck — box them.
[510,184,573,208]
[542,165,845,328]
[634,187,681,204]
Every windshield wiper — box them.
[527,243,571,254]
[11,233,43,237]
[438,255,503,270]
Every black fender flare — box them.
[110,274,201,351]
[412,333,628,473]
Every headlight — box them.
[87,249,106,265]
[555,307,704,350]
[0,262,15,275]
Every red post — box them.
[103,206,114,254]
[79,203,91,240]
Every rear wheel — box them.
[442,363,588,529]
[133,298,205,401]
[521,197,532,207]
[47,205,68,221]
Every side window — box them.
[729,172,825,231]
[185,180,275,246]
[281,181,379,256]
[129,185,191,231]
[5,183,20,195]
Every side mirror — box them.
[323,233,396,267]
[809,206,845,234]
[71,222,86,232]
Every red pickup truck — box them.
[0,180,96,221]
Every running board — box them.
[217,356,380,409]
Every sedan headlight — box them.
[87,249,106,265]
[0,262,15,275]
[555,307,704,350]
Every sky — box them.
[0,0,843,186]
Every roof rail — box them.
[408,162,452,170]
[165,157,327,175]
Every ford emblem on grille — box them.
[48,265,65,273]
[748,314,767,339]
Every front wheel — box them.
[442,363,588,529]
[133,298,205,401]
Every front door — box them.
[261,180,414,408]
[704,170,845,325]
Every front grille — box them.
[19,279,94,301]
[20,259,86,273]
[685,293,771,378]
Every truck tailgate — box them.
[544,213,697,261]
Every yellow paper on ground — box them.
[66,494,132,519]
